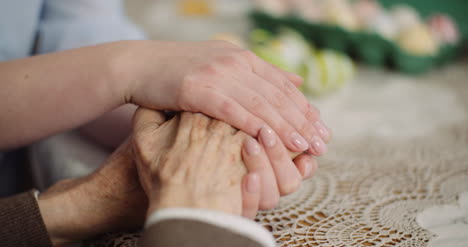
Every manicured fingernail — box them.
[245,137,260,156]
[303,161,312,178]
[291,132,309,151]
[246,173,260,193]
[259,126,276,148]
[314,120,330,141]
[311,136,327,155]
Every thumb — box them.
[132,107,166,132]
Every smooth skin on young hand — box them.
[0,40,330,209]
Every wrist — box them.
[107,40,167,106]
[105,40,140,106]
[148,186,238,216]
[38,188,77,246]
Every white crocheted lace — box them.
[254,66,468,247]
[255,128,468,246]
[88,64,468,247]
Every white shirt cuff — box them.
[146,208,275,247]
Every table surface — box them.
[30,2,468,246]
[30,60,468,247]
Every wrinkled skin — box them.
[38,108,316,246]
[38,140,147,246]
[133,109,251,216]
[132,108,307,218]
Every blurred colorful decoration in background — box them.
[249,29,354,96]
[215,29,355,97]
[251,0,466,74]
[178,0,214,16]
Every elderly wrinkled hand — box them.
[131,108,314,218]
[132,109,260,217]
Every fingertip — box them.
[294,154,318,179]
[285,72,304,87]
[243,137,261,157]
[278,171,302,196]
[259,194,280,211]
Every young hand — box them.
[118,40,331,156]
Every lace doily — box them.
[255,124,468,246]
[89,63,468,247]
[251,64,468,247]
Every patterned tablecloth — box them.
[30,60,468,247]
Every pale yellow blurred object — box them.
[292,0,324,22]
[254,0,290,16]
[398,24,438,55]
[324,0,359,30]
[391,4,422,32]
[178,0,214,16]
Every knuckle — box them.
[217,55,240,67]
[272,90,288,109]
[239,49,257,61]
[235,131,250,141]
[218,98,236,120]
[209,119,230,134]
[192,113,210,128]
[249,95,267,112]
[281,79,297,96]
[199,64,220,77]
[178,76,198,110]
[299,119,315,139]
[190,115,210,143]
[240,115,263,137]
[305,104,320,122]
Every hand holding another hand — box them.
[37,107,320,246]
[119,40,331,155]
[132,109,260,218]
[131,108,317,219]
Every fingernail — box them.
[311,136,328,155]
[246,173,260,193]
[245,137,260,156]
[291,132,309,151]
[314,120,330,141]
[259,126,276,148]
[303,161,312,178]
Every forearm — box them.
[36,140,147,246]
[0,41,130,150]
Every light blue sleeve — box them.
[37,0,146,53]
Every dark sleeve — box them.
[0,190,53,247]
[140,219,264,247]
